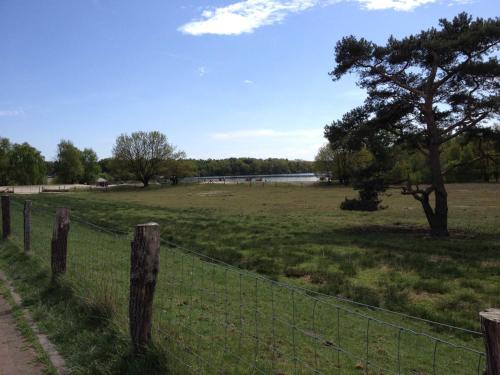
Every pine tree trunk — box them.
[427,143,449,237]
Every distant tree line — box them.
[315,132,500,186]
[190,158,314,177]
[98,157,314,182]
[0,137,101,185]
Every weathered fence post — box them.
[1,195,11,239]
[51,208,70,279]
[23,200,32,253]
[129,222,160,354]
[481,308,500,375]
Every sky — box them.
[0,0,498,161]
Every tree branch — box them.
[441,112,489,142]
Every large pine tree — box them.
[325,13,500,236]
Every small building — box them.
[96,177,109,187]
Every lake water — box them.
[183,173,320,184]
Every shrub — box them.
[340,197,380,211]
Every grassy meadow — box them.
[1,182,497,374]
[20,182,500,332]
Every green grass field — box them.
[25,182,500,330]
[0,182,497,374]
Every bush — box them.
[340,197,380,211]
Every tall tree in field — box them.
[325,13,500,236]
[80,148,101,184]
[55,140,84,183]
[8,143,46,185]
[113,131,185,187]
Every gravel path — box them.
[0,293,44,375]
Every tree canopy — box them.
[55,140,84,184]
[113,131,184,187]
[0,138,46,185]
[8,143,46,185]
[325,13,500,236]
[81,148,100,184]
[54,140,101,184]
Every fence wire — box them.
[8,199,485,375]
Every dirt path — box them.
[0,294,44,375]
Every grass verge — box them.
[0,239,168,375]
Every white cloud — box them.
[358,0,436,11]
[0,109,23,117]
[198,66,208,76]
[179,0,456,36]
[243,79,254,84]
[179,0,319,36]
[211,128,321,140]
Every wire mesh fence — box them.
[7,199,486,374]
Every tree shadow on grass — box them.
[295,223,500,259]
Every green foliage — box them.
[0,137,12,185]
[113,131,184,187]
[325,13,500,235]
[314,144,372,184]
[99,157,134,182]
[340,196,380,211]
[8,143,46,185]
[99,156,313,182]
[191,157,314,177]
[0,137,46,185]
[55,140,84,184]
[81,148,101,184]
[161,158,198,178]
[54,140,101,184]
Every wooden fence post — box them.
[23,200,32,253]
[51,208,70,279]
[480,308,500,375]
[1,195,11,240]
[129,222,160,354]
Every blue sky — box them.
[0,0,498,161]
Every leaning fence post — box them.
[480,308,500,375]
[129,222,160,354]
[1,195,11,239]
[23,200,32,253]
[51,208,70,279]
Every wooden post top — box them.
[480,309,500,323]
[136,222,159,227]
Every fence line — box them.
[2,197,492,374]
